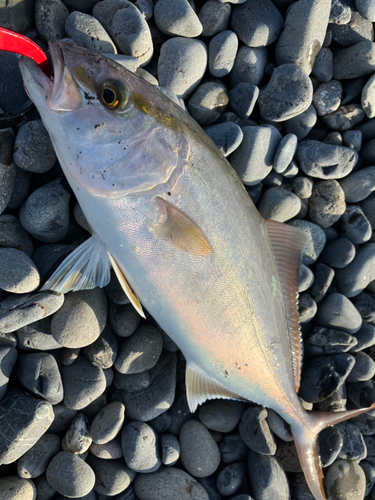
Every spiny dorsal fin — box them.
[152,197,211,257]
[186,361,245,413]
[264,220,309,392]
[107,252,146,319]
[41,236,111,293]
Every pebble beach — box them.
[0,0,375,499]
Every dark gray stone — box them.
[0,214,33,257]
[87,455,136,496]
[187,82,229,126]
[48,404,77,434]
[312,47,333,82]
[198,400,246,433]
[62,413,91,454]
[0,347,17,401]
[32,244,75,283]
[6,166,31,211]
[304,327,357,355]
[351,322,375,352]
[336,422,366,461]
[108,302,141,338]
[239,405,276,455]
[298,264,314,292]
[343,129,362,151]
[104,270,129,305]
[65,11,116,53]
[341,205,372,244]
[121,421,161,473]
[216,462,244,496]
[17,433,60,479]
[46,451,95,498]
[319,237,355,268]
[310,263,335,303]
[82,325,118,369]
[313,81,342,117]
[298,293,318,323]
[0,0,35,33]
[315,293,362,333]
[258,187,301,222]
[284,104,317,140]
[219,434,248,464]
[229,82,259,119]
[292,176,314,198]
[340,166,375,203]
[335,243,375,297]
[247,449,290,500]
[208,29,238,78]
[322,104,366,132]
[161,433,180,466]
[333,41,375,79]
[230,45,268,87]
[330,10,374,47]
[35,0,69,41]
[198,0,231,37]
[91,401,125,445]
[347,351,375,382]
[318,425,343,468]
[273,134,298,174]
[204,122,243,157]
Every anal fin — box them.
[107,252,146,319]
[41,235,111,293]
[186,361,246,413]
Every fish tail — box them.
[291,403,375,500]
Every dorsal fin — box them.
[186,361,246,413]
[152,197,211,257]
[264,220,309,392]
[107,252,146,319]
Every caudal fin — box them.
[291,404,375,500]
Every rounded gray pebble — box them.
[121,421,161,473]
[204,122,243,157]
[298,263,315,293]
[315,293,362,333]
[46,451,95,498]
[362,74,375,118]
[89,436,123,459]
[154,0,202,38]
[292,176,314,198]
[313,81,342,116]
[298,293,318,323]
[91,401,125,444]
[158,37,207,99]
[109,302,140,337]
[62,413,91,454]
[247,449,290,500]
[17,433,60,479]
[0,129,16,216]
[308,180,346,228]
[339,167,375,203]
[198,0,231,37]
[65,11,117,53]
[310,263,335,303]
[0,476,36,500]
[88,455,136,496]
[35,0,69,42]
[0,346,17,401]
[161,433,180,466]
[51,288,108,348]
[347,351,375,382]
[198,400,246,433]
[341,205,372,244]
[319,237,356,269]
[239,405,276,455]
[335,243,375,297]
[333,40,375,80]
[6,166,31,211]
[208,30,238,78]
[180,420,221,477]
[273,134,298,174]
[258,187,302,222]
[288,219,326,265]
[284,104,317,140]
[82,325,117,369]
[105,270,129,305]
[187,82,228,126]
[61,356,106,410]
[229,82,259,119]
[32,243,75,283]
[322,104,366,132]
[219,434,248,464]
[324,459,366,500]
[342,130,362,151]
[230,45,268,87]
[312,46,333,82]
[216,462,243,496]
[0,248,40,293]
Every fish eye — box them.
[98,80,129,111]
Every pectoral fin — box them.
[41,236,111,293]
[152,197,211,257]
[107,253,146,319]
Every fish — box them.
[19,41,374,500]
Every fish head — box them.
[19,41,189,198]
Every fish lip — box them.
[19,53,54,101]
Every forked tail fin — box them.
[291,404,375,500]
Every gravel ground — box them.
[0,0,375,499]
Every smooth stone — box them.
[0,128,16,215]
[161,433,180,466]
[330,10,374,47]
[6,166,31,211]
[356,0,375,21]
[342,129,362,151]
[239,405,276,455]
[0,215,32,258]
[347,351,375,382]
[62,413,92,454]
[296,140,358,179]
[292,177,314,200]
[204,122,243,157]
[0,248,39,294]
[102,53,139,72]
[310,264,335,303]
[321,104,366,132]
[362,138,375,164]
[0,0,34,33]
[230,125,281,186]
[65,11,116,53]
[154,0,202,37]
[104,270,129,305]
[158,37,207,99]
[216,462,243,496]
[0,346,17,401]
[329,0,351,24]
[318,426,343,468]
[284,104,317,140]
[351,322,375,352]
[187,82,228,126]
[247,449,290,500]
[134,467,209,500]
[312,47,333,82]
[16,352,63,405]
[304,327,357,355]
[198,0,231,37]
[91,401,125,444]
[335,243,375,296]
[31,243,75,283]
[82,325,118,369]
[51,288,107,348]
[0,476,36,500]
[308,180,346,228]
[340,166,375,203]
[341,206,372,244]
[315,293,362,333]
[17,433,60,479]
[89,436,123,459]
[48,404,77,434]
[266,409,293,442]
[208,30,238,78]
[0,389,54,464]
[352,292,375,322]
[0,331,17,348]
[148,412,172,434]
[333,41,375,79]
[121,421,161,473]
[19,178,70,243]
[35,0,69,41]
[230,45,268,87]
[231,0,283,47]
[361,461,375,496]
[88,455,136,496]
[298,264,315,293]
[108,302,141,337]
[273,134,298,174]
[114,370,150,392]
[275,0,331,74]
[246,183,264,204]
[298,354,355,402]
[362,74,375,118]
[325,460,366,500]
[60,347,80,366]
[319,238,355,268]
[229,82,258,119]
[312,81,342,116]
[219,434,248,464]
[180,420,221,478]
[324,131,343,146]
[46,451,95,498]
[258,187,301,222]
[298,293,318,323]
[198,400,246,433]
[13,120,56,173]
[274,440,301,473]
[288,220,326,265]
[61,356,106,410]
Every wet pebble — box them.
[46,451,95,498]
[208,30,238,78]
[121,421,161,473]
[65,11,117,53]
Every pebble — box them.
[324,131,343,146]
[322,104,366,132]
[312,81,342,116]
[109,302,141,337]
[208,30,238,78]
[361,461,375,496]
[65,11,117,53]
[219,434,248,464]
[331,10,374,47]
[0,331,17,349]
[296,140,358,179]
[298,264,315,293]
[61,356,106,410]
[0,248,40,294]
[258,64,313,122]
[272,134,298,174]
[239,405,276,455]
[292,176,314,199]
[198,400,246,433]
[248,449,290,500]
[90,436,123,459]
[324,460,366,500]
[87,455,136,496]
[187,82,228,126]
[114,370,150,392]
[60,347,80,366]
[329,0,351,24]
[362,138,375,164]
[266,409,293,442]
[0,347,17,401]
[333,41,375,79]
[308,180,346,228]
[351,322,375,352]
[319,426,343,468]
[275,0,331,74]
[6,166,31,211]
[90,401,125,444]
[230,45,268,87]
[356,0,375,21]
[198,0,231,37]
[48,404,77,434]
[347,380,375,408]
[347,351,375,382]
[229,83,258,119]
[316,293,363,333]
[0,389,54,464]
[62,413,91,454]
[204,122,243,157]
[343,129,362,151]
[46,451,95,498]
[0,0,34,33]
[93,0,153,66]
[335,243,375,297]
[82,325,117,369]
[216,462,243,496]
[17,433,60,479]
[352,291,375,322]
[298,354,355,402]
[298,293,318,323]
[258,187,302,222]
[16,352,63,405]
[158,37,207,99]
[230,125,281,185]
[288,219,326,265]
[148,412,172,434]
[312,47,333,82]
[340,166,375,203]
[319,237,356,268]
[0,476,36,500]
[161,433,180,466]
[51,288,108,348]
[180,420,221,477]
[310,263,335,303]
[104,271,129,305]
[121,421,161,473]
[19,178,71,243]
[362,74,375,118]
[231,0,283,47]
[284,104,317,140]
[0,130,16,216]
[153,0,202,38]
[304,327,357,355]
[134,467,209,500]
[35,0,69,42]
[341,206,372,244]
[32,244,75,283]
